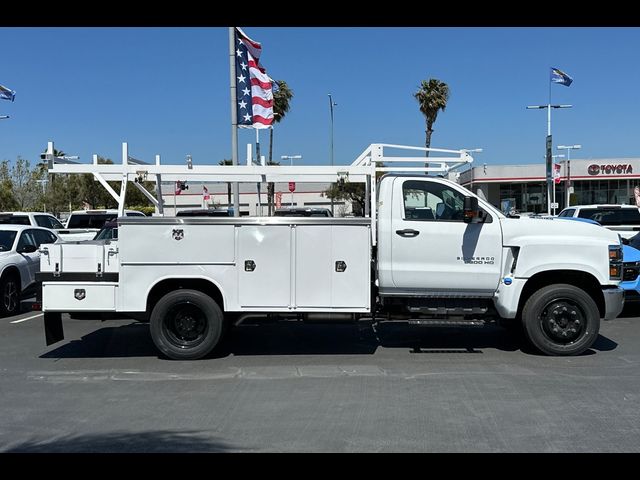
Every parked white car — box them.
[557,204,640,239]
[61,209,146,241]
[0,212,64,230]
[0,225,59,315]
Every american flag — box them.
[235,27,274,129]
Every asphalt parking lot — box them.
[1,303,640,453]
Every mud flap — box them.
[44,312,64,346]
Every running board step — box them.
[407,306,488,315]
[408,319,486,327]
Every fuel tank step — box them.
[408,318,486,326]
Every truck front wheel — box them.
[522,284,600,356]
[150,289,224,360]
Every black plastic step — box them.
[408,319,486,326]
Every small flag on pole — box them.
[0,84,16,102]
[175,181,182,195]
[203,185,210,201]
[554,163,562,184]
[550,67,573,86]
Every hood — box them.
[500,216,621,285]
[501,216,621,247]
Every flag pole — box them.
[229,27,240,217]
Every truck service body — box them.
[39,144,625,359]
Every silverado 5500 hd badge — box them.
[457,256,495,265]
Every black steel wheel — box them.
[522,283,600,356]
[150,289,224,360]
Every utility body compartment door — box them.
[238,225,291,307]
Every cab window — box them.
[402,180,466,221]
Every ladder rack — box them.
[44,142,475,246]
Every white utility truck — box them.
[39,144,625,359]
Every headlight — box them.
[609,245,623,280]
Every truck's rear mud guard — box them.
[44,312,64,346]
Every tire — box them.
[149,289,224,360]
[0,273,20,316]
[522,283,600,356]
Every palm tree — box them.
[218,159,233,207]
[268,80,293,215]
[414,79,450,166]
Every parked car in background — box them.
[93,220,118,241]
[557,215,640,303]
[557,204,640,239]
[0,225,59,315]
[176,208,232,217]
[0,212,64,230]
[274,207,333,217]
[61,209,145,241]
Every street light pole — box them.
[328,93,337,215]
[527,103,572,215]
[557,144,582,208]
[281,154,302,207]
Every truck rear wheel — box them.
[150,289,224,360]
[522,283,600,356]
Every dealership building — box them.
[458,157,640,214]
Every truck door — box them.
[390,178,502,295]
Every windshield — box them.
[67,214,117,229]
[0,215,30,225]
[0,231,17,251]
[577,208,640,226]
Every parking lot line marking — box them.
[10,313,44,324]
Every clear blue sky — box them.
[1,27,639,169]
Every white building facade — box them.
[458,157,640,214]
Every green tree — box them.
[0,160,17,211]
[323,168,385,217]
[268,80,293,215]
[414,78,450,164]
[10,157,41,210]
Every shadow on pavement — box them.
[40,322,158,359]
[38,318,617,359]
[4,430,237,453]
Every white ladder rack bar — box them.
[44,142,475,246]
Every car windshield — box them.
[0,215,30,225]
[577,208,640,226]
[67,214,117,229]
[0,231,17,251]
[274,210,331,217]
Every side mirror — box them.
[19,244,38,254]
[463,196,479,223]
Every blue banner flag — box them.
[0,84,16,101]
[550,67,573,87]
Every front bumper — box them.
[603,287,625,320]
